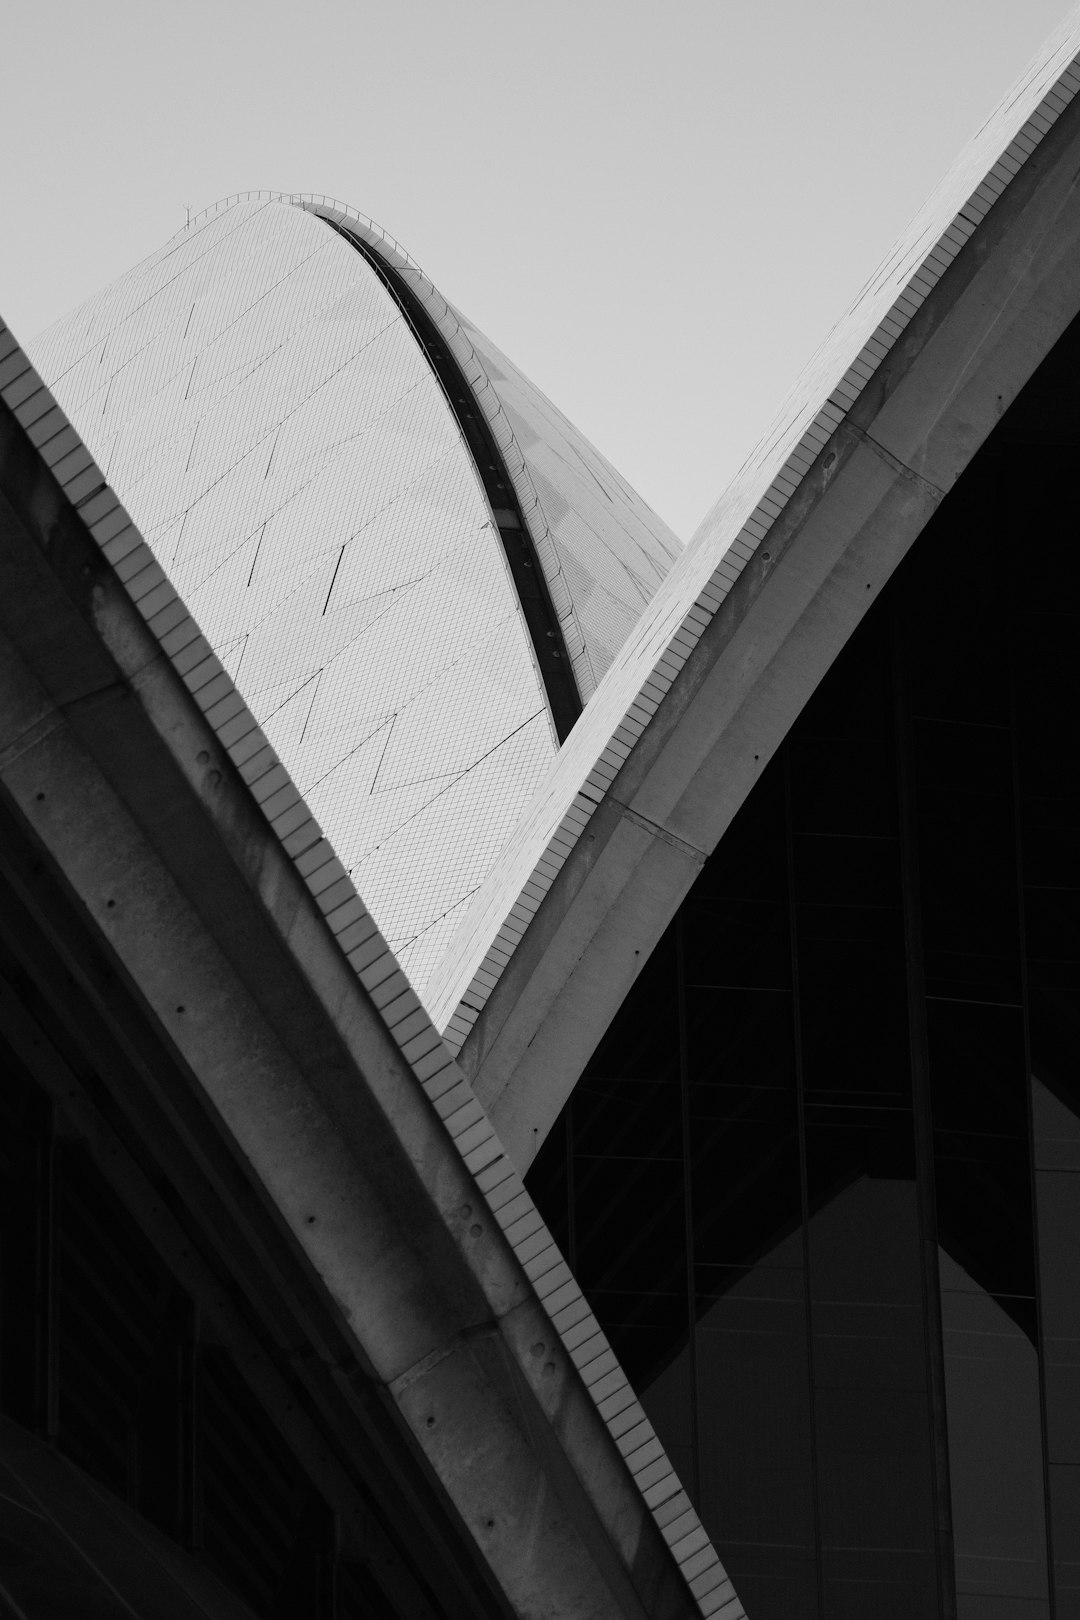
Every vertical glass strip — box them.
[793,611,940,1615]
[1013,436,1080,1614]
[904,452,1050,1617]
[686,759,816,1617]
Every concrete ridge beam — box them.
[462,84,1080,1173]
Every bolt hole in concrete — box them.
[470,1223,482,1236]
[425,1416,436,1428]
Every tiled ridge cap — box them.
[176,193,587,701]
[428,18,1080,1050]
[0,320,742,1620]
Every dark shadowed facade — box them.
[528,314,1080,1617]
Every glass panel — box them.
[566,929,686,1392]
[690,1012,810,1590]
[683,759,815,1615]
[1033,1084,1080,1608]
[940,1251,1049,1609]
[1012,434,1080,1616]
[914,719,1021,1007]
[1032,1153,1080,1464]
[928,1000,1035,1335]
[1047,1463,1080,1613]
[695,1244,811,1547]
[0,1050,49,1431]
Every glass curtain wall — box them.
[528,315,1080,1619]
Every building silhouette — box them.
[2,12,1080,1619]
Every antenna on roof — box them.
[184,204,192,228]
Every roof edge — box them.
[426,9,1080,1051]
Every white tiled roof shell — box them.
[427,10,1080,1046]
[287,197,682,703]
[31,199,560,995]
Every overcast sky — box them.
[2,0,1077,540]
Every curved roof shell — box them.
[31,197,679,997]
[283,196,682,701]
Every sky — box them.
[2,0,1077,542]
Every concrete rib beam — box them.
[0,394,699,1619]
[463,82,1080,1173]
